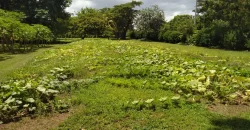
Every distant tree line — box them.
[67,0,250,50]
[66,1,143,40]
[1,0,250,50]
[195,0,250,50]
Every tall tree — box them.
[109,1,142,39]
[196,0,250,49]
[134,5,165,40]
[0,0,72,36]
[75,8,107,38]
[159,15,194,43]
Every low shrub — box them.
[0,67,72,123]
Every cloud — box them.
[66,0,196,21]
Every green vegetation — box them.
[68,1,142,39]
[0,67,71,123]
[195,0,250,50]
[132,5,165,41]
[0,9,53,53]
[2,39,250,129]
[0,46,58,81]
[2,0,250,129]
[0,0,72,36]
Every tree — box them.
[0,9,53,52]
[196,0,250,50]
[159,15,194,43]
[134,5,165,40]
[74,8,107,38]
[0,0,72,36]
[109,1,142,39]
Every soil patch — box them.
[0,111,72,130]
[207,104,250,116]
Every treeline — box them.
[195,0,250,50]
[0,0,72,37]
[2,0,250,50]
[0,9,53,52]
[66,1,143,40]
[0,0,72,53]
[68,0,250,50]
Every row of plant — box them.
[34,40,250,105]
[0,9,53,52]
[0,67,72,124]
[89,42,250,105]
[122,95,188,111]
[6,39,250,124]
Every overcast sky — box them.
[66,0,196,21]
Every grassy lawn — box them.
[2,39,250,129]
[0,45,65,81]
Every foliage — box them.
[133,5,165,41]
[123,95,189,111]
[162,31,182,43]
[3,39,250,128]
[68,1,142,39]
[159,15,194,43]
[0,0,72,35]
[21,39,250,106]
[74,8,107,38]
[109,1,143,39]
[0,9,53,52]
[0,67,72,123]
[197,0,250,50]
[47,39,250,129]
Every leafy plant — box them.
[0,67,72,123]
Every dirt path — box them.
[0,111,72,130]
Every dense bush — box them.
[129,31,144,39]
[162,31,181,43]
[145,31,159,41]
[195,20,249,50]
[0,9,53,52]
[195,28,212,47]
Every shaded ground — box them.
[210,117,250,130]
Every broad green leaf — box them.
[145,99,154,104]
[5,96,15,104]
[26,98,35,103]
[37,85,46,93]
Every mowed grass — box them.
[2,39,250,129]
[0,45,64,81]
[0,38,80,81]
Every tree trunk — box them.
[120,31,126,40]
[1,37,5,51]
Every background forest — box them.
[1,0,250,51]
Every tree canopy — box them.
[0,0,72,36]
[195,0,250,49]
[0,9,53,52]
[133,5,165,41]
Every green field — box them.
[2,39,250,129]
